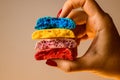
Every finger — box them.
[72,24,86,39]
[80,34,88,41]
[46,58,89,72]
[59,0,73,17]
[83,0,105,17]
[59,0,85,17]
[60,0,105,17]
[67,9,88,25]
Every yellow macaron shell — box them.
[32,28,75,40]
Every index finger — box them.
[60,0,105,17]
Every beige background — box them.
[0,0,120,80]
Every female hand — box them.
[46,0,120,79]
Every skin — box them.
[47,0,120,79]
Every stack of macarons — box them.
[32,16,78,60]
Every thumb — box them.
[46,57,90,72]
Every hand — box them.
[46,0,120,79]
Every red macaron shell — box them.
[35,48,77,60]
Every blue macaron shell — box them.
[35,16,76,30]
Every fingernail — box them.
[57,9,62,18]
[46,59,57,66]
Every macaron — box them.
[35,16,76,30]
[35,38,77,51]
[32,28,75,39]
